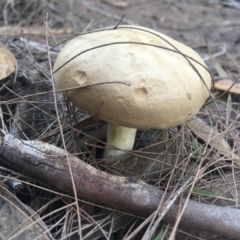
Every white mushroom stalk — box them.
[104,123,137,158]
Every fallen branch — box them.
[0,130,239,239]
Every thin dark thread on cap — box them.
[114,14,125,29]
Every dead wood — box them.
[0,130,239,239]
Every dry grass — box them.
[0,0,240,239]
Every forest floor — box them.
[0,1,240,240]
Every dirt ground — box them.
[2,0,240,75]
[46,1,240,75]
[0,0,240,240]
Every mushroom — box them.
[53,25,212,159]
[0,45,17,81]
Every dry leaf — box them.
[213,61,240,95]
[214,79,240,95]
[186,118,240,165]
[0,45,17,81]
[0,185,52,240]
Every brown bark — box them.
[0,130,239,239]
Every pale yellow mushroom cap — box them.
[53,25,212,129]
[0,45,17,81]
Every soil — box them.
[0,0,240,239]
[2,0,239,79]
[56,0,240,77]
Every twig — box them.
[204,0,240,10]
[203,43,227,61]
[44,13,82,238]
[142,176,193,240]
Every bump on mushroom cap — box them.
[53,25,212,129]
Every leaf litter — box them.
[0,0,240,240]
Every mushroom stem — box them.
[104,123,137,159]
